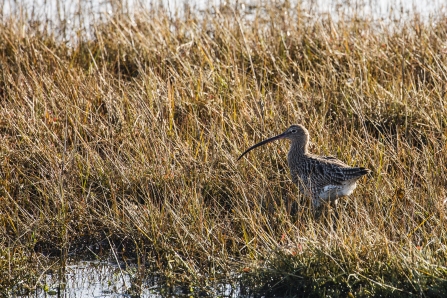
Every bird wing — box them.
[307,156,370,185]
[320,155,349,166]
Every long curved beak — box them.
[237,132,287,161]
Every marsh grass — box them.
[1,1,447,296]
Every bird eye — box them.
[291,129,297,133]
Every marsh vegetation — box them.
[1,0,447,296]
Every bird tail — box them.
[343,167,371,179]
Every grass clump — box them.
[0,1,447,296]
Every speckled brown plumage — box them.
[238,125,371,207]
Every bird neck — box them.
[290,139,308,156]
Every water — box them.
[13,259,240,297]
[2,0,446,18]
[1,0,446,38]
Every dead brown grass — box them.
[1,1,447,296]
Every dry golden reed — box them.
[0,1,446,296]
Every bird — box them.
[238,124,371,208]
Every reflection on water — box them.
[2,0,446,18]
[20,260,239,297]
[1,0,446,34]
[33,260,159,297]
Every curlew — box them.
[238,125,371,208]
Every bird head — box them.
[238,124,310,160]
